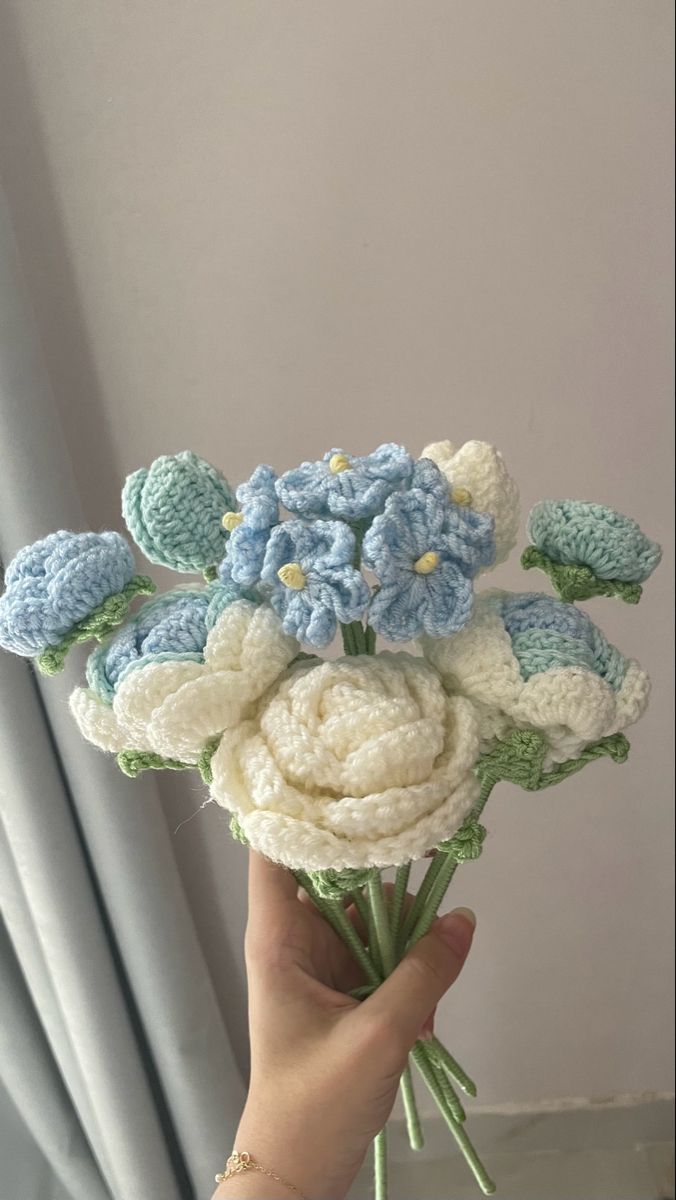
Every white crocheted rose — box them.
[209,652,481,870]
[422,592,650,765]
[421,440,520,567]
[69,600,297,762]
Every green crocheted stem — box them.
[350,887,372,935]
[390,862,411,936]
[411,1045,496,1196]
[296,872,382,988]
[397,854,446,953]
[427,1034,478,1098]
[36,575,156,675]
[420,1043,466,1123]
[408,853,461,947]
[399,1064,424,1151]
[116,749,192,778]
[374,1127,388,1200]
[340,614,377,657]
[521,546,642,604]
[367,871,396,977]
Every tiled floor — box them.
[350,1101,675,1200]
[353,1144,674,1199]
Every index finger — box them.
[247,850,298,930]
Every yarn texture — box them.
[122,451,236,573]
[421,441,520,567]
[70,599,297,762]
[422,591,650,764]
[0,530,149,660]
[277,443,413,520]
[526,500,662,584]
[260,519,370,647]
[363,459,495,641]
[86,585,213,702]
[209,652,481,870]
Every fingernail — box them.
[435,908,476,956]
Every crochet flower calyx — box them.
[0,439,660,1200]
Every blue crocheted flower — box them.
[0,531,138,657]
[276,444,414,520]
[496,592,629,690]
[260,521,371,646]
[86,586,213,702]
[122,451,236,573]
[527,500,662,583]
[219,464,279,587]
[362,459,496,641]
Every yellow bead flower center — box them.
[277,562,307,590]
[413,551,440,575]
[329,453,351,474]
[450,485,473,507]
[222,511,244,532]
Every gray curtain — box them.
[0,188,245,1200]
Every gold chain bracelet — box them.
[215,1151,309,1199]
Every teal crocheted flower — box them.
[219,464,279,587]
[523,500,661,603]
[362,459,495,641]
[0,531,152,670]
[122,451,236,573]
[260,520,370,646]
[276,444,413,520]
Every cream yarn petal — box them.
[209,655,482,870]
[113,660,204,744]
[422,440,520,567]
[69,686,130,753]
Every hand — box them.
[213,852,475,1200]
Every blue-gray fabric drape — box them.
[0,185,245,1200]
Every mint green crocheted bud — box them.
[523,500,661,603]
[122,451,236,573]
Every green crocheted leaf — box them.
[521,547,642,605]
[36,575,156,675]
[202,564,219,583]
[229,814,248,845]
[116,749,192,778]
[197,735,222,784]
[476,728,630,794]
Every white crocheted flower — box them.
[421,440,520,567]
[69,600,297,762]
[422,592,650,765]
[209,652,481,870]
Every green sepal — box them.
[197,734,221,784]
[521,546,642,605]
[36,575,156,676]
[437,818,487,861]
[476,728,630,794]
[308,866,372,900]
[116,749,192,778]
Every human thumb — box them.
[362,908,476,1048]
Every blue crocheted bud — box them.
[0,531,137,656]
[86,585,213,702]
[497,592,630,690]
[122,451,236,573]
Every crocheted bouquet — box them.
[0,442,661,1198]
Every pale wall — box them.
[0,1,673,1107]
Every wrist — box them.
[233,1094,362,1200]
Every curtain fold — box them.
[0,185,245,1200]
